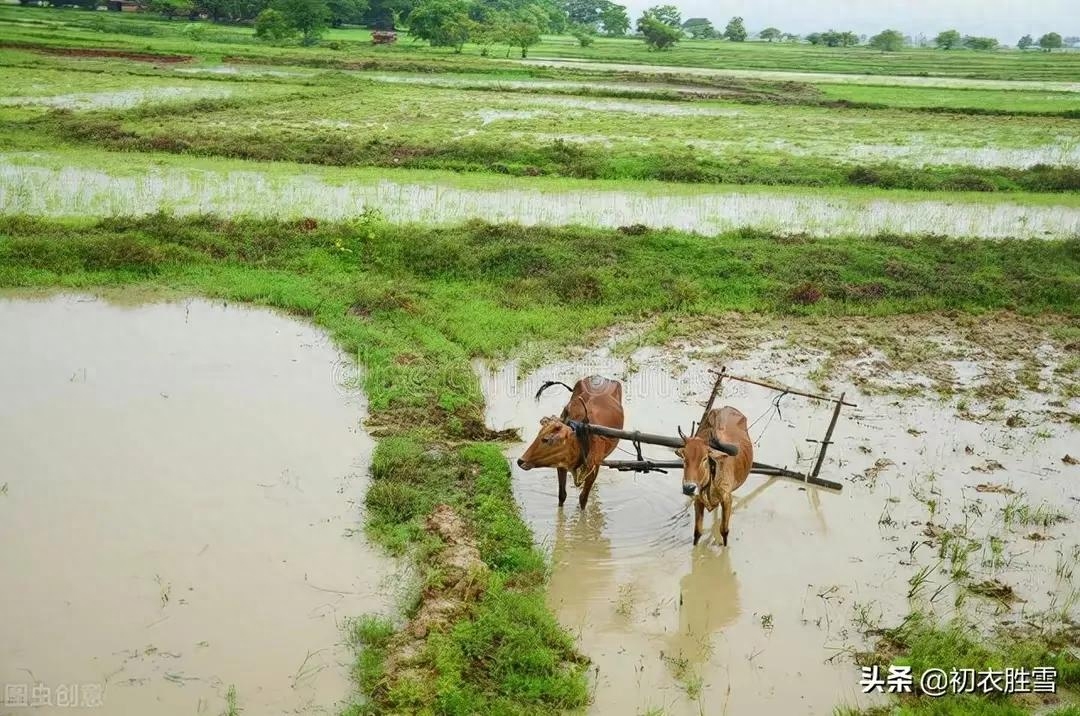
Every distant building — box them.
[106,0,140,11]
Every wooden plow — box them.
[589,367,852,492]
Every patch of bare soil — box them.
[1,42,193,64]
[382,505,488,680]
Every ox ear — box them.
[539,416,553,426]
[708,449,727,461]
[674,448,685,459]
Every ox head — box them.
[675,424,726,497]
[517,416,578,471]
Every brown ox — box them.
[516,376,624,509]
[675,407,753,546]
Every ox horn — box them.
[677,425,687,444]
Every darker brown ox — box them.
[517,376,624,509]
[675,407,753,546]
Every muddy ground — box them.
[477,313,1079,715]
[0,294,394,715]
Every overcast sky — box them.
[621,0,1078,42]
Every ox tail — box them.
[534,380,574,401]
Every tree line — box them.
[20,0,1076,53]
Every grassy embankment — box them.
[1,214,1078,712]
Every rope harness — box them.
[748,388,789,446]
[570,419,591,470]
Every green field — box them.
[1,5,1079,715]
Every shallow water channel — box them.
[476,340,1079,715]
[0,294,391,715]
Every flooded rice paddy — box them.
[690,138,1080,170]
[173,65,314,78]
[3,158,1078,239]
[365,72,724,97]
[0,86,234,110]
[476,331,1080,715]
[0,294,391,715]
[521,58,1080,93]
[501,95,743,117]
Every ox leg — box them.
[693,500,704,546]
[578,465,599,510]
[557,468,568,506]
[719,489,733,546]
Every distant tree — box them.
[274,0,330,42]
[810,29,855,46]
[1017,34,1034,49]
[469,15,501,54]
[327,0,366,26]
[148,0,193,17]
[570,23,594,45]
[962,35,999,50]
[681,17,715,39]
[759,26,781,42]
[641,3,679,27]
[562,0,597,26]
[254,7,294,37]
[598,1,628,35]
[869,28,904,51]
[837,30,858,46]
[1064,35,1080,45]
[723,15,746,41]
[1038,32,1063,50]
[637,13,680,49]
[565,0,627,33]
[194,0,269,22]
[409,0,471,50]
[362,0,413,30]
[934,29,961,49]
[502,16,542,56]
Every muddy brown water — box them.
[0,294,392,715]
[476,340,1079,715]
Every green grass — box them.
[330,439,587,715]
[819,84,1080,115]
[222,685,239,716]
[853,611,1080,715]
[2,215,1077,713]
